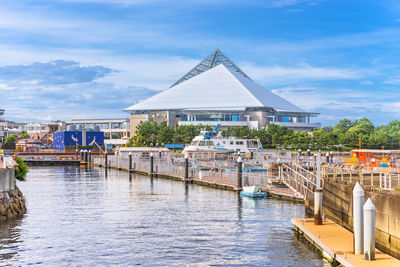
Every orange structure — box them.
[344,149,400,169]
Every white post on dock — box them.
[314,152,323,225]
[353,182,364,254]
[363,198,376,260]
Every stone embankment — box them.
[0,187,26,221]
[0,168,26,221]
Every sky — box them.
[1,0,400,126]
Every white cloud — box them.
[269,0,318,8]
[241,64,366,84]
[0,83,14,90]
[360,80,374,85]
[384,75,400,84]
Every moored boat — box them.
[183,124,263,153]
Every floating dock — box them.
[292,218,400,267]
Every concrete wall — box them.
[305,180,400,259]
[243,111,269,129]
[129,114,149,136]
[0,168,15,192]
[0,168,26,221]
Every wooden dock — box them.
[292,218,400,267]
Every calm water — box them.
[0,166,327,266]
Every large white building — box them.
[125,49,320,135]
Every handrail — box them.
[282,163,322,187]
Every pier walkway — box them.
[292,218,400,267]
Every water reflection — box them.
[0,166,328,266]
[184,183,189,202]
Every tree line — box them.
[129,118,400,150]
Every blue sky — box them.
[1,0,400,126]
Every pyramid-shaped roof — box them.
[170,49,251,87]
[125,63,304,113]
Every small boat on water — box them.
[243,185,259,193]
[183,124,263,153]
[240,185,268,198]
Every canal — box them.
[0,166,328,266]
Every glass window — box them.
[199,141,205,146]
[236,141,244,145]
[111,123,122,129]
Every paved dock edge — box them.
[292,218,351,267]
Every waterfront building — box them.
[53,131,104,151]
[0,109,5,138]
[0,109,26,138]
[125,49,320,136]
[15,139,43,152]
[25,121,66,146]
[65,118,130,149]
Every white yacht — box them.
[183,124,263,153]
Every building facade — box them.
[25,121,66,145]
[125,49,320,136]
[66,118,130,149]
[0,109,27,138]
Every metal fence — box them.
[93,153,280,190]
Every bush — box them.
[3,134,17,149]
[14,157,28,181]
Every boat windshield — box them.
[247,140,259,148]
[190,141,199,146]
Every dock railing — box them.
[93,152,307,197]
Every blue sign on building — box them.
[53,131,104,151]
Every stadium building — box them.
[125,49,320,135]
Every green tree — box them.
[255,129,272,148]
[348,118,374,136]
[14,157,28,181]
[3,134,17,149]
[334,119,352,133]
[20,131,29,139]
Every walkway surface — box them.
[292,218,400,267]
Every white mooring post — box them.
[363,198,376,261]
[353,182,364,254]
[314,152,323,225]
